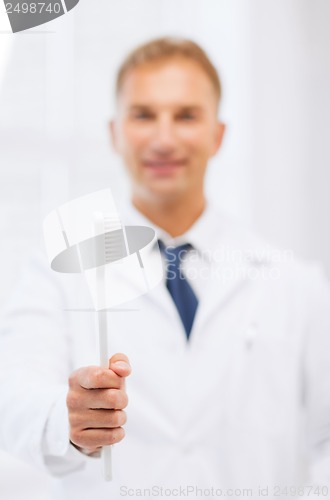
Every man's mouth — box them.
[142,159,187,174]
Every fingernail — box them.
[112,361,130,370]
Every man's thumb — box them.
[109,353,131,377]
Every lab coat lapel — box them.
[144,276,177,320]
[193,255,251,334]
[193,226,272,335]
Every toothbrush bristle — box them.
[101,213,126,263]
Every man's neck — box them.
[132,194,206,237]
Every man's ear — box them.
[109,120,118,153]
[211,122,226,157]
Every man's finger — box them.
[71,366,124,390]
[87,388,129,410]
[109,353,132,377]
[75,408,127,429]
[72,427,125,448]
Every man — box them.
[1,37,330,500]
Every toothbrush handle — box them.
[93,212,123,481]
[102,445,113,481]
[97,310,112,481]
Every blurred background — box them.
[0,0,330,498]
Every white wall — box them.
[0,1,330,498]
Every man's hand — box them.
[66,353,131,455]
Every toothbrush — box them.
[93,212,129,481]
[43,189,164,482]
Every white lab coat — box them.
[1,205,330,500]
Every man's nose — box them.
[150,117,177,153]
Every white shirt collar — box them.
[119,199,275,269]
[120,200,221,263]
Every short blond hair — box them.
[116,37,221,103]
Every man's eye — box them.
[177,113,196,121]
[133,112,153,120]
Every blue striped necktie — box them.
[158,241,199,340]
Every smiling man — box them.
[1,38,330,500]
[110,39,224,237]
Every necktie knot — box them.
[158,240,198,340]
[158,242,192,274]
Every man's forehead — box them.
[118,59,215,103]
[119,85,214,111]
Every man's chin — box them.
[139,179,187,202]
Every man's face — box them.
[110,57,225,203]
